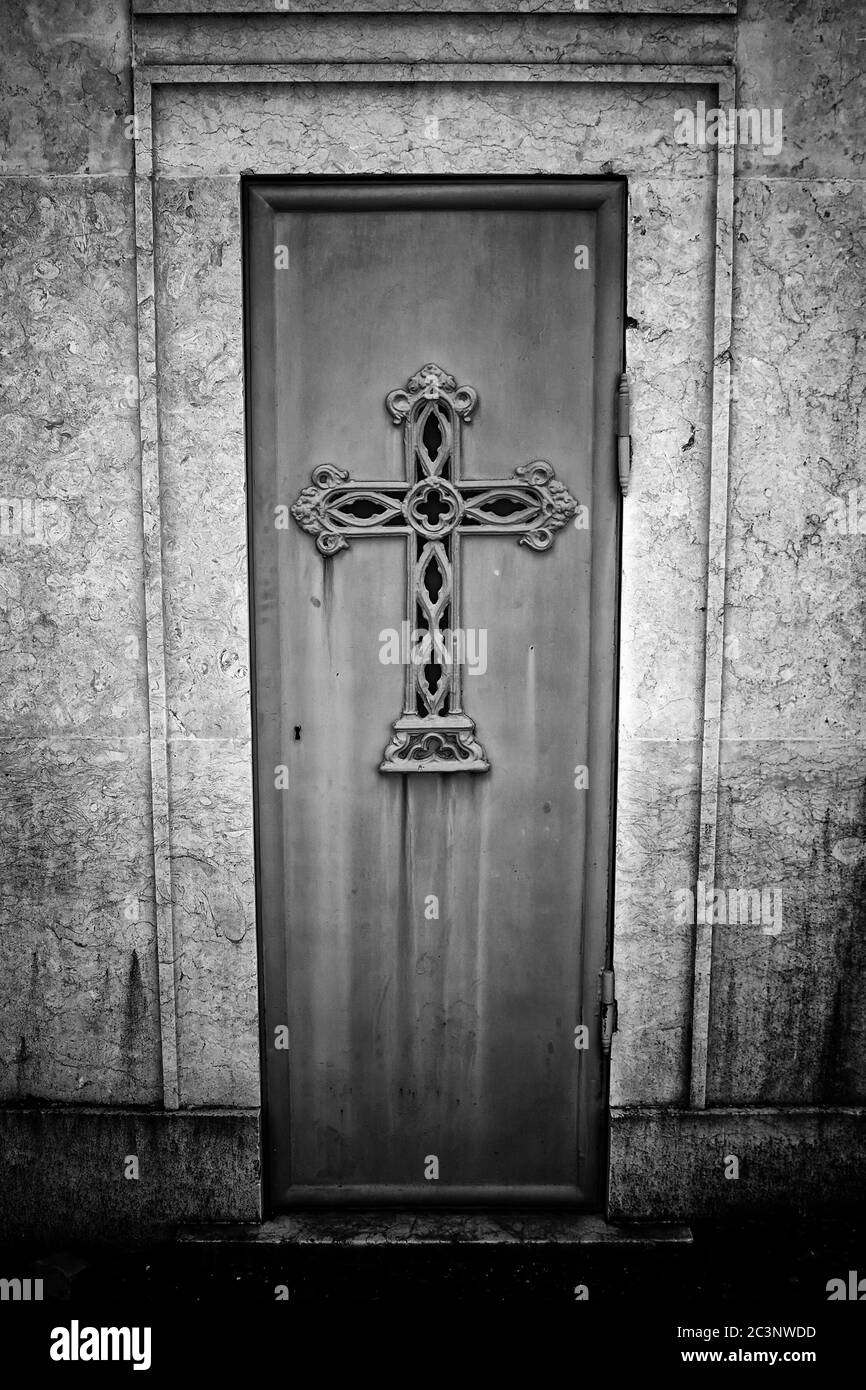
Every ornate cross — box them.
[291,364,579,773]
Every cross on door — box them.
[290,363,579,772]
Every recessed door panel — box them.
[245,179,624,1206]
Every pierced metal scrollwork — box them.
[289,363,579,773]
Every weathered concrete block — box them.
[0,1107,261,1241]
[609,1106,866,1220]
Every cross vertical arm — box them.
[380,364,488,771]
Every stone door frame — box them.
[130,59,735,1177]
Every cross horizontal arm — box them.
[290,466,410,554]
[458,461,579,550]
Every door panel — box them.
[245,180,624,1207]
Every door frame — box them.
[242,175,626,1212]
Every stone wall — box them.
[0,2,160,1109]
[0,0,862,1234]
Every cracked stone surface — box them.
[0,179,147,741]
[609,1106,866,1220]
[155,178,249,744]
[136,0,736,13]
[168,738,258,1107]
[0,165,156,1103]
[709,740,866,1105]
[612,740,703,1107]
[136,0,739,13]
[736,0,865,180]
[0,0,132,176]
[725,178,866,741]
[0,738,161,1105]
[135,15,737,66]
[622,176,715,744]
[152,80,721,180]
[179,1211,692,1244]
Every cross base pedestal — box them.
[379,714,489,774]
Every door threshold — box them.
[177,1212,692,1246]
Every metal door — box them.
[245,179,625,1207]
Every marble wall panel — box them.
[0,158,158,1106]
[736,0,866,180]
[622,175,715,742]
[154,177,249,742]
[167,737,258,1106]
[708,739,866,1104]
[611,739,703,1106]
[0,179,147,736]
[0,488,148,742]
[724,177,866,742]
[151,79,719,180]
[0,179,140,498]
[706,1,866,1118]
[0,737,161,1105]
[0,0,132,175]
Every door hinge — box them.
[600,967,618,1056]
[616,372,631,497]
